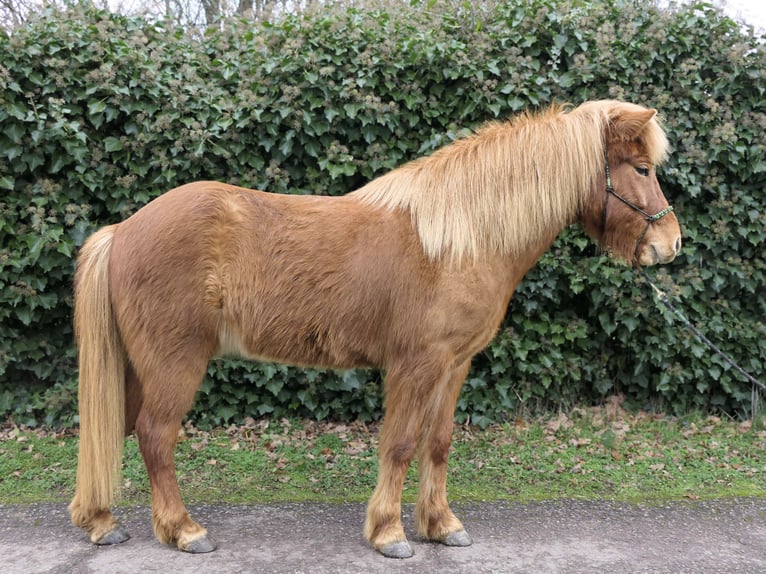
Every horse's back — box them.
[105,182,434,370]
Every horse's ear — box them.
[608,107,657,140]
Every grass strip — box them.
[1,406,764,506]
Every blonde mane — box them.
[351,100,669,263]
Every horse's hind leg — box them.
[415,360,473,546]
[134,358,215,553]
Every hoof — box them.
[379,540,414,559]
[95,525,131,546]
[182,535,217,554]
[443,529,473,547]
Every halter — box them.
[601,154,674,264]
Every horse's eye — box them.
[635,166,650,177]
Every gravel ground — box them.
[1,498,765,573]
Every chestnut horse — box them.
[69,100,681,558]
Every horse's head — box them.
[581,102,682,266]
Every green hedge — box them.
[1,1,764,427]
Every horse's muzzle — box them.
[642,235,682,266]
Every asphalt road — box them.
[1,499,765,573]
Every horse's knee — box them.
[383,439,417,465]
[425,432,452,465]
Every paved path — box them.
[1,499,765,573]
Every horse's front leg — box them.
[365,354,451,558]
[415,360,473,546]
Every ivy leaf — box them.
[104,137,123,152]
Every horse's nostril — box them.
[674,236,682,254]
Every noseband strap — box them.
[601,155,674,264]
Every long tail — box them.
[69,224,126,527]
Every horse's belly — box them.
[215,316,377,370]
